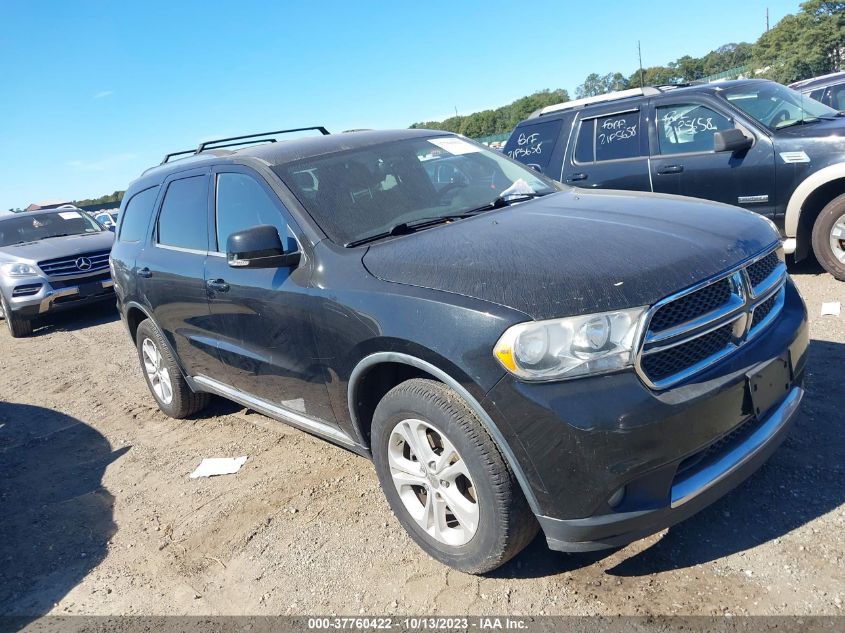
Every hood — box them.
[362,189,778,320]
[775,116,845,140]
[0,231,114,264]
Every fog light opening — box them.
[608,486,626,509]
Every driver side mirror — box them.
[714,129,753,153]
[226,224,300,269]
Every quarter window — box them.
[119,186,159,242]
[503,119,564,173]
[574,120,595,163]
[215,172,295,252]
[157,176,209,251]
[656,103,733,155]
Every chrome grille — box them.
[637,246,787,389]
[746,251,779,287]
[648,278,732,332]
[641,323,734,382]
[38,250,110,277]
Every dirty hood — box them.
[362,189,779,320]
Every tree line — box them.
[410,0,844,137]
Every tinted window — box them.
[826,83,845,110]
[120,188,158,242]
[215,172,293,251]
[0,210,103,247]
[594,112,640,161]
[809,88,826,104]
[574,119,595,162]
[157,176,208,251]
[656,103,733,155]
[503,119,564,173]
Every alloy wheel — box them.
[141,337,173,405]
[829,212,845,264]
[387,418,479,546]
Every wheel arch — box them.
[785,166,845,258]
[347,351,541,514]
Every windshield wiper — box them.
[777,117,823,129]
[345,214,476,247]
[463,191,549,215]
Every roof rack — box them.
[159,125,330,165]
[532,87,660,118]
[160,149,196,165]
[531,82,710,119]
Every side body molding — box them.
[347,351,541,514]
[784,163,845,238]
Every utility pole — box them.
[454,106,459,118]
[638,41,645,88]
[766,7,769,31]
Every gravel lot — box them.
[1,260,843,618]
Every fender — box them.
[785,163,845,239]
[347,351,541,514]
[121,300,189,379]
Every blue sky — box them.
[0,0,801,210]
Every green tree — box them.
[575,72,628,98]
[409,89,569,137]
[752,0,845,84]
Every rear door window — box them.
[575,112,642,162]
[156,175,209,251]
[594,112,641,161]
[504,119,563,173]
[655,103,733,155]
[118,186,158,242]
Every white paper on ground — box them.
[189,456,247,479]
[820,301,841,316]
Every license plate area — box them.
[78,281,103,297]
[747,354,792,420]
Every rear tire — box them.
[0,293,33,338]
[371,378,538,574]
[135,318,209,418]
[811,193,845,281]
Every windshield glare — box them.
[721,82,839,130]
[274,136,558,245]
[0,210,103,247]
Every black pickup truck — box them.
[504,79,845,280]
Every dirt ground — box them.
[1,261,843,619]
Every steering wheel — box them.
[437,181,468,202]
[771,109,791,127]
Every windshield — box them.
[0,210,103,247]
[273,135,559,245]
[721,82,839,130]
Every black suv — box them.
[111,127,807,573]
[790,71,845,110]
[504,79,845,280]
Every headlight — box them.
[1,262,39,277]
[493,307,647,380]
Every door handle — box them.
[656,165,684,175]
[566,172,588,182]
[138,267,152,279]
[206,279,230,293]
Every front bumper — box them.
[3,274,114,318]
[483,278,809,552]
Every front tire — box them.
[0,293,33,338]
[811,193,845,281]
[135,318,209,418]
[371,378,538,573]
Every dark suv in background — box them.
[504,79,845,280]
[111,127,807,573]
